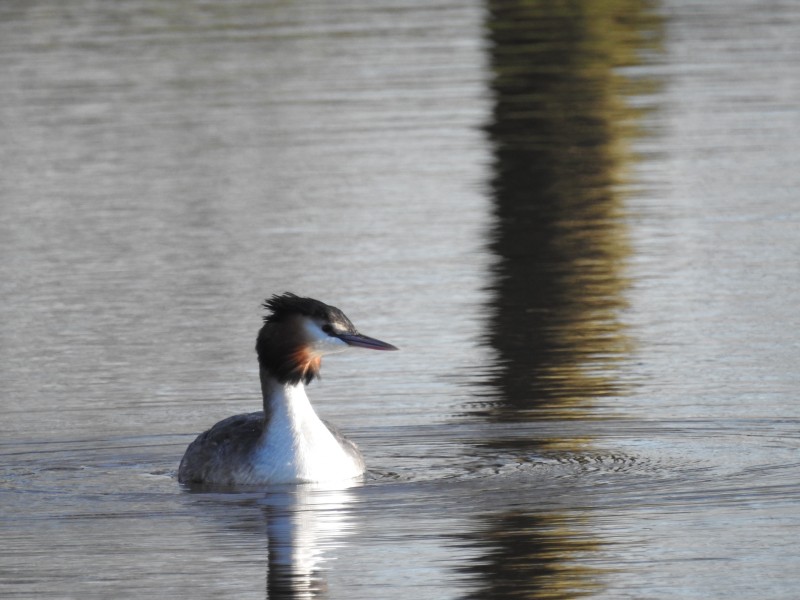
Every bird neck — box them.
[256,367,363,483]
[259,367,315,421]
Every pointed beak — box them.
[337,332,398,351]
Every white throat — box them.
[256,377,363,483]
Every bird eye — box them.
[321,324,334,334]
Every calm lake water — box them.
[2,1,799,598]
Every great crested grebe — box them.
[178,293,397,486]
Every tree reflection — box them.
[463,1,662,598]
[479,0,661,421]
[462,512,603,600]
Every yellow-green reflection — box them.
[480,0,662,422]
[464,2,663,598]
[462,512,604,600]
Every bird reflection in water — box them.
[184,480,357,599]
[262,481,357,598]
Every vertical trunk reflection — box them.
[462,2,663,598]
[479,0,662,424]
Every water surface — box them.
[2,1,799,598]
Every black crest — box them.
[262,292,353,329]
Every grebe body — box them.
[178,293,396,486]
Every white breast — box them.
[252,383,364,483]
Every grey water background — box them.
[1,1,799,598]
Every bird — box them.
[178,292,398,486]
